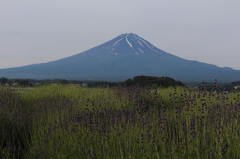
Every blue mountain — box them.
[0,33,239,82]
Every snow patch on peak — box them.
[133,35,138,40]
[112,38,123,47]
[138,48,144,54]
[138,37,159,53]
[125,35,133,48]
[137,40,144,47]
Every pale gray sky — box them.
[1,0,240,69]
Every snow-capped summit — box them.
[101,33,168,56]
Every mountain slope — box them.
[0,33,240,82]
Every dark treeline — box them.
[0,77,117,87]
[1,78,87,86]
[1,76,240,91]
[1,76,184,88]
[185,80,238,92]
[121,75,184,87]
[87,81,119,88]
[0,77,83,86]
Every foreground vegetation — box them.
[1,84,240,158]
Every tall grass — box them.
[1,84,240,158]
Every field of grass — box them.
[1,84,240,158]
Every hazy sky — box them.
[1,0,240,69]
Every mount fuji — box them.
[0,33,240,82]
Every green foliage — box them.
[121,75,185,87]
[0,88,32,159]
[0,77,9,85]
[56,79,69,84]
[1,85,240,158]
[14,79,32,87]
[87,81,119,88]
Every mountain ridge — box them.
[0,33,239,82]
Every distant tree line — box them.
[121,75,185,87]
[0,77,8,85]
[2,76,239,91]
[0,77,36,86]
[0,77,116,87]
[1,76,184,88]
[185,80,238,92]
[87,81,119,88]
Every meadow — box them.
[0,84,240,158]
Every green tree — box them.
[0,77,9,85]
[121,75,184,87]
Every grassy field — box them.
[0,84,240,158]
